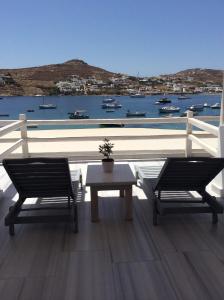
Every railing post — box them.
[211,125,224,196]
[19,114,29,157]
[185,110,193,157]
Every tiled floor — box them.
[0,161,224,300]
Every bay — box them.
[0,94,221,130]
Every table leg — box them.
[91,187,99,222]
[125,186,133,221]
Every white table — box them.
[86,164,137,222]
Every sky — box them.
[0,0,224,76]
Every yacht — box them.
[39,104,57,109]
[159,106,180,113]
[155,97,171,104]
[39,96,57,109]
[130,93,145,98]
[211,103,221,109]
[188,104,204,111]
[101,101,122,109]
[203,103,210,108]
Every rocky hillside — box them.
[0,59,115,96]
[173,68,223,84]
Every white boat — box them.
[203,103,210,107]
[68,110,89,119]
[159,106,180,113]
[130,93,145,98]
[39,97,57,109]
[101,101,122,109]
[39,104,57,109]
[155,97,171,104]
[188,104,204,111]
[211,103,221,109]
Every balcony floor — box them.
[0,161,224,300]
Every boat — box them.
[68,110,89,119]
[159,106,180,113]
[130,93,145,98]
[0,114,9,117]
[180,110,198,117]
[188,104,204,111]
[155,97,171,104]
[39,104,57,109]
[203,103,210,108]
[101,101,122,109]
[27,109,35,112]
[178,95,191,100]
[126,110,146,117]
[102,98,116,103]
[39,97,57,109]
[211,103,221,109]
[0,97,3,100]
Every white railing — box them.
[0,113,220,160]
[185,110,219,157]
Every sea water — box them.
[0,94,221,130]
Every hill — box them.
[173,68,222,84]
[0,59,115,96]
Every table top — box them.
[86,164,137,187]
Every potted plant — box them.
[99,137,114,172]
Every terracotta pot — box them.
[102,159,114,173]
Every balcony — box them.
[0,113,224,299]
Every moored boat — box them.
[155,97,171,104]
[39,104,57,109]
[188,104,204,111]
[101,101,122,109]
[211,103,221,109]
[159,106,180,113]
[130,93,145,98]
[68,110,89,119]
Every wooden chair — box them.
[3,157,78,235]
[137,157,224,225]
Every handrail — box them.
[26,115,219,126]
[0,139,23,160]
[189,118,219,136]
[0,120,24,137]
[0,114,220,161]
[188,134,217,157]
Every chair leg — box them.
[9,224,15,236]
[212,212,218,224]
[71,202,78,233]
[153,200,158,226]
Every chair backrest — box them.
[3,157,74,198]
[154,157,224,191]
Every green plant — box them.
[99,138,114,160]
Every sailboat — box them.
[39,96,57,109]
